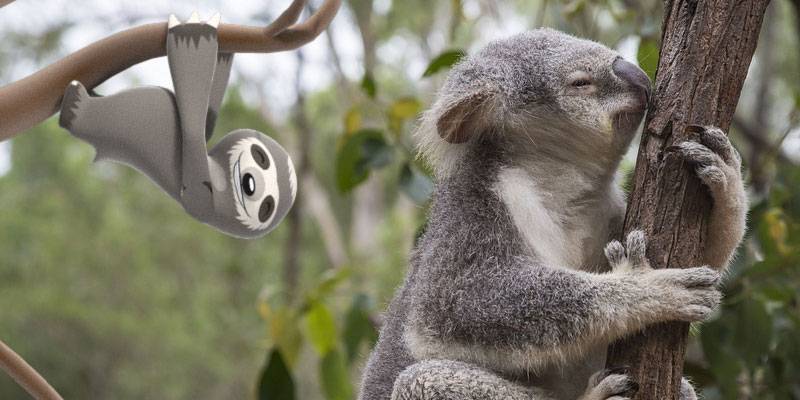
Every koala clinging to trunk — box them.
[359,28,747,400]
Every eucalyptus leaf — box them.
[257,349,295,400]
[320,350,353,400]
[335,129,394,192]
[361,73,377,98]
[343,294,378,363]
[637,37,659,82]
[304,301,337,356]
[733,298,773,366]
[423,49,466,77]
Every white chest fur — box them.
[494,167,621,270]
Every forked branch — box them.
[0,0,341,140]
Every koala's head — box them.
[418,28,650,177]
[206,129,297,238]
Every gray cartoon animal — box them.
[359,28,747,400]
[59,14,297,239]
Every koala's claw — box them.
[677,126,743,199]
[580,369,638,400]
[605,230,650,273]
[694,125,741,167]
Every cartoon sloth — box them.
[58,14,296,239]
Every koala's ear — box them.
[436,91,490,144]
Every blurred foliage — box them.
[0,0,799,399]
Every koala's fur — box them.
[358,28,747,400]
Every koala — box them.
[59,14,297,239]
[358,28,748,400]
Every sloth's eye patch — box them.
[251,145,270,169]
[259,195,275,223]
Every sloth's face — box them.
[228,137,281,230]
[207,129,296,238]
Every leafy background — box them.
[0,0,798,399]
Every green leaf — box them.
[388,97,422,134]
[266,307,303,367]
[637,37,659,82]
[335,129,394,192]
[733,298,773,366]
[423,49,466,77]
[343,294,378,363]
[310,268,352,301]
[562,0,586,17]
[700,320,742,398]
[344,108,362,135]
[304,301,337,356]
[389,98,422,120]
[361,73,377,98]
[319,350,353,400]
[399,163,434,204]
[258,349,295,400]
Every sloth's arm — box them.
[166,21,218,216]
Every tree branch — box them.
[605,1,770,399]
[0,0,342,140]
[0,339,63,400]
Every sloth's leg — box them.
[205,52,233,141]
[390,360,546,400]
[58,81,183,197]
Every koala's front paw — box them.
[604,230,650,274]
[645,266,722,322]
[579,367,639,400]
[677,126,743,201]
[676,126,748,270]
[606,230,722,323]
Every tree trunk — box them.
[605,1,770,399]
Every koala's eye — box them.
[250,145,270,169]
[258,196,275,223]
[242,173,256,196]
[571,78,592,87]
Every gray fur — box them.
[59,16,296,239]
[360,28,747,400]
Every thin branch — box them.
[0,0,15,8]
[0,339,63,400]
[302,173,348,268]
[733,116,795,164]
[0,0,342,140]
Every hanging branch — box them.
[0,0,342,140]
[605,0,769,399]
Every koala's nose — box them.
[612,57,651,99]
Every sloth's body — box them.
[359,29,748,400]
[59,18,296,238]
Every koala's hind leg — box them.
[391,360,546,400]
[578,368,638,400]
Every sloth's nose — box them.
[612,57,651,99]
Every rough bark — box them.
[605,1,770,399]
